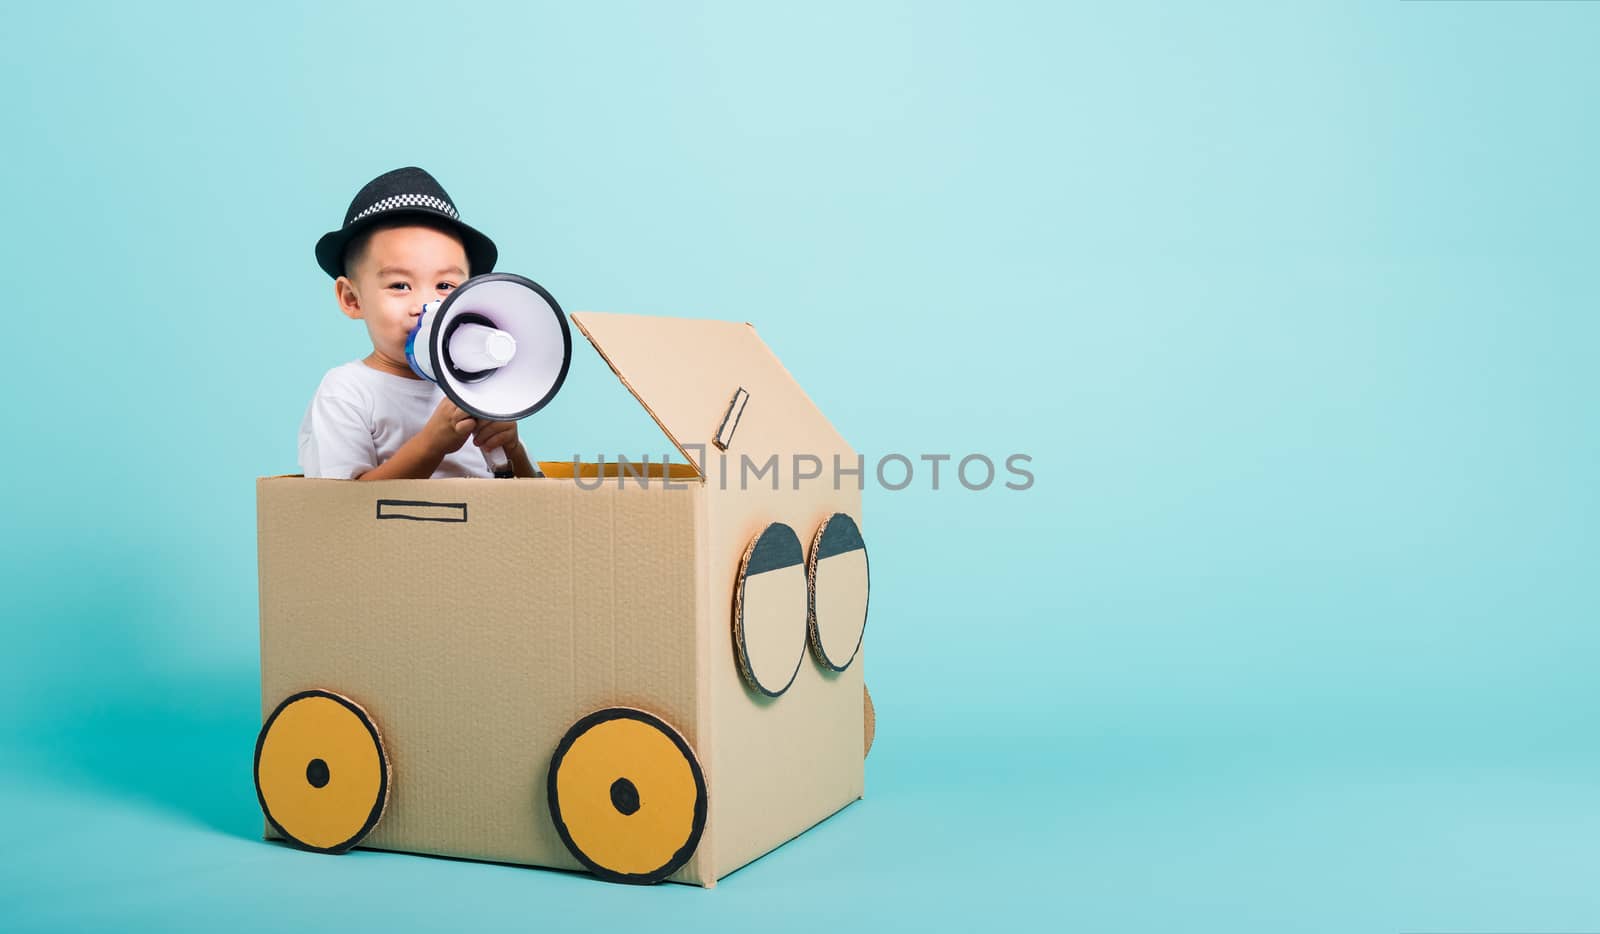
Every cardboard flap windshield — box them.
[569,312,853,478]
[257,310,871,888]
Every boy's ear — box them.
[335,277,363,321]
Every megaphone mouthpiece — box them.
[448,322,517,373]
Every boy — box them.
[299,167,538,480]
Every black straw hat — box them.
[315,166,498,279]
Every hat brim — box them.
[315,209,498,279]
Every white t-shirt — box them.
[298,360,494,480]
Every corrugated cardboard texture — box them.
[567,311,866,878]
[707,496,865,877]
[259,311,868,886]
[257,476,712,884]
[566,311,870,876]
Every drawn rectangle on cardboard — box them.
[376,499,468,523]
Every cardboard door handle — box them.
[714,387,749,451]
[374,499,469,523]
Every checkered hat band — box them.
[352,193,459,222]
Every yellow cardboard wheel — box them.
[864,683,876,758]
[254,690,389,854]
[548,707,707,884]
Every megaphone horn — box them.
[405,272,573,477]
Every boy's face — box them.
[335,225,469,372]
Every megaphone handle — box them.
[482,444,515,479]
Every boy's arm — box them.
[356,431,451,480]
[356,398,476,481]
[507,439,539,478]
[472,421,539,478]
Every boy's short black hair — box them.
[341,217,471,279]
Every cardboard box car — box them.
[255,311,871,886]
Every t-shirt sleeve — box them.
[298,374,378,479]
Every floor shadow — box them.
[34,667,262,838]
[4,545,263,840]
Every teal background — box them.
[2,1,1597,930]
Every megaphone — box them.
[405,272,572,477]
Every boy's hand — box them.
[424,398,477,454]
[473,419,522,458]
